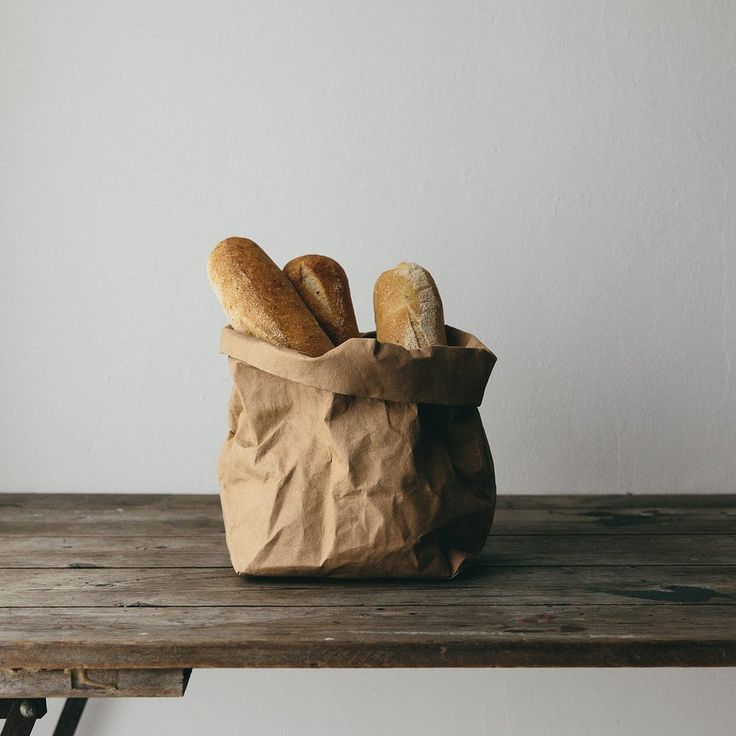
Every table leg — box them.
[1,669,190,735]
[52,699,87,736]
[0,699,47,736]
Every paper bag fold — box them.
[218,325,497,578]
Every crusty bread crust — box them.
[373,262,447,349]
[208,237,334,357]
[283,255,360,345]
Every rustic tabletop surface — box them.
[0,492,734,695]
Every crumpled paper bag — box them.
[217,325,497,578]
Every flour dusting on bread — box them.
[283,255,360,345]
[373,262,446,349]
[208,238,334,357]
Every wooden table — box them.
[1,493,734,734]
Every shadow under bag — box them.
[217,325,497,578]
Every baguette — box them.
[373,262,447,349]
[283,255,360,345]
[208,237,334,357]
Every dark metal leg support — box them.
[0,699,47,736]
[52,698,87,736]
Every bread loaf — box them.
[283,255,360,345]
[208,237,334,357]
[373,262,447,349]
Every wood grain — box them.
[1,494,734,536]
[0,535,230,569]
[0,566,734,608]
[0,668,189,698]
[0,493,733,669]
[0,605,734,669]
[481,534,736,566]
[1,534,734,569]
[3,492,734,510]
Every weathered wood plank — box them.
[492,506,736,535]
[1,494,734,536]
[0,535,231,569]
[0,493,217,511]
[0,494,733,669]
[0,668,189,698]
[0,567,733,608]
[0,504,224,536]
[480,534,736,566]
[496,494,736,509]
[0,534,734,569]
[0,605,733,668]
[3,493,734,511]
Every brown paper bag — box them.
[217,325,497,578]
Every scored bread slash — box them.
[373,262,447,349]
[207,237,334,357]
[283,254,360,345]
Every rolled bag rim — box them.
[219,324,497,406]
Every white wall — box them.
[2,1,735,734]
